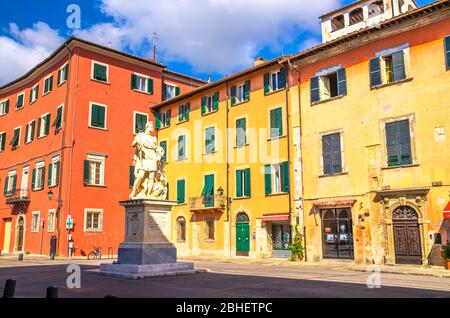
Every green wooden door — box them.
[203,174,214,208]
[236,223,250,255]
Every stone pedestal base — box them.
[100,262,196,279]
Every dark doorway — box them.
[393,206,422,265]
[321,208,354,259]
[272,223,291,258]
[17,216,24,252]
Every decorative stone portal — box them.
[100,200,197,279]
[392,206,422,265]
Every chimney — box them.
[207,74,212,83]
[254,57,266,66]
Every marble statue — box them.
[130,121,168,200]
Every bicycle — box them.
[87,246,102,260]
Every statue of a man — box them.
[130,121,161,199]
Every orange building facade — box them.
[0,37,204,257]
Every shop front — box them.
[262,213,291,259]
[320,208,354,260]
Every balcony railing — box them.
[189,195,227,211]
[5,189,30,205]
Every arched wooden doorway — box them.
[236,213,250,256]
[393,206,422,265]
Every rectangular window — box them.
[159,110,171,128]
[0,132,6,152]
[231,81,251,105]
[310,68,347,104]
[370,50,406,88]
[204,218,215,242]
[31,212,40,233]
[29,84,39,104]
[131,73,154,94]
[235,168,251,198]
[178,103,190,122]
[177,179,186,204]
[84,155,105,186]
[48,156,60,188]
[0,99,9,116]
[134,112,148,134]
[84,209,103,232]
[4,170,17,196]
[10,127,21,149]
[89,103,107,129]
[385,120,413,167]
[201,92,219,115]
[205,127,215,154]
[178,135,186,160]
[236,118,247,147]
[37,113,51,138]
[92,62,108,82]
[322,133,343,175]
[32,162,46,191]
[43,75,53,95]
[57,63,69,86]
[47,210,56,232]
[163,83,180,100]
[445,36,450,70]
[264,162,289,195]
[160,141,167,163]
[264,69,286,95]
[16,93,25,110]
[25,120,36,144]
[52,105,63,131]
[270,107,283,138]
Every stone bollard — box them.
[2,279,16,298]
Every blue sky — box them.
[0,0,435,84]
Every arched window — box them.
[176,217,186,243]
[322,209,335,220]
[236,212,250,224]
[331,15,346,32]
[393,206,418,220]
[368,1,384,18]
[349,8,364,25]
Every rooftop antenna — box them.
[152,32,158,62]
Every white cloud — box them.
[75,0,342,74]
[0,22,64,86]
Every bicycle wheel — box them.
[97,248,102,259]
[87,252,97,260]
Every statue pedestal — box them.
[100,200,196,279]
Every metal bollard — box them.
[2,279,16,298]
[46,286,58,298]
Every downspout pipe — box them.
[225,79,232,257]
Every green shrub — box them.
[289,227,304,262]
[442,242,450,260]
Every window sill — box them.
[32,188,44,192]
[233,196,251,201]
[264,88,286,96]
[84,184,107,188]
[234,144,249,149]
[84,230,103,233]
[311,94,345,106]
[176,157,188,162]
[37,134,48,140]
[319,172,348,178]
[204,240,216,244]
[30,100,37,105]
[381,163,420,170]
[15,106,24,111]
[42,91,52,97]
[157,125,171,131]
[57,81,66,87]
[176,203,187,207]
[203,151,217,156]
[231,99,250,107]
[267,135,287,142]
[132,89,153,96]
[371,77,413,90]
[266,192,289,198]
[177,119,189,125]
[88,125,108,131]
[90,78,110,85]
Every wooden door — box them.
[236,223,250,256]
[2,219,12,253]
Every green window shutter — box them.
[155,112,161,129]
[37,117,42,136]
[205,127,215,154]
[53,106,63,129]
[177,179,185,204]
[45,114,51,135]
[131,74,138,89]
[83,160,91,185]
[64,64,69,80]
[160,141,167,163]
[392,51,406,82]
[166,110,171,126]
[178,105,183,122]
[55,161,60,186]
[322,135,333,175]
[50,76,53,91]
[398,120,412,165]
[40,167,46,189]
[3,176,8,195]
[16,94,23,108]
[270,108,282,138]
[337,68,347,96]
[386,122,400,167]
[331,133,342,174]
[36,85,39,100]
[48,164,53,186]
[281,162,289,193]
[94,63,107,81]
[236,170,243,198]
[91,105,105,128]
[244,80,251,101]
[230,86,237,106]
[185,103,190,121]
[24,124,29,143]
[31,169,36,190]
[135,113,147,133]
[264,73,270,95]
[175,86,181,97]
[4,100,9,114]
[57,69,62,85]
[310,76,320,103]
[147,78,154,94]
[370,57,382,87]
[129,166,136,187]
[1,133,5,151]
[205,174,214,195]
[236,118,246,147]
[244,168,251,197]
[278,68,287,89]
[12,175,17,192]
[30,121,35,141]
[162,83,167,100]
[178,135,185,159]
[29,89,33,103]
[213,92,219,111]
[264,164,272,196]
[445,36,450,70]
[201,96,207,115]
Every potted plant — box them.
[289,227,304,262]
[442,241,450,270]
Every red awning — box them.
[444,201,450,219]
[262,214,289,222]
[313,199,356,208]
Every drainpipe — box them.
[225,79,232,258]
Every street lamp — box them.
[217,187,224,197]
[47,190,54,200]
